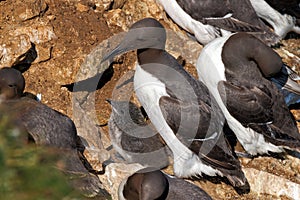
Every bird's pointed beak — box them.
[269,64,300,106]
[101,43,128,64]
[101,28,140,64]
[282,64,300,95]
[284,64,300,81]
[101,34,143,64]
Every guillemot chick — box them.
[108,99,170,169]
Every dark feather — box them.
[218,80,273,125]
[175,0,280,45]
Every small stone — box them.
[111,0,127,9]
[243,167,300,199]
[239,157,252,165]
[15,0,48,21]
[0,34,32,67]
[76,3,89,12]
[104,9,127,30]
[35,43,52,63]
[47,15,55,20]
[94,0,114,13]
[12,22,56,44]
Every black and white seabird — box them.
[119,169,213,200]
[249,0,300,38]
[0,67,106,197]
[107,99,170,169]
[196,32,300,156]
[157,0,280,45]
[102,18,247,187]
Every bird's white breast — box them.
[134,63,220,177]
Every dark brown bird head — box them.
[0,67,25,101]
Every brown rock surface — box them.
[1,0,300,199]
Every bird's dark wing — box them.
[203,16,262,32]
[219,80,300,148]
[175,0,279,45]
[176,0,264,29]
[159,95,211,143]
[2,97,78,149]
[176,0,231,20]
[249,82,300,147]
[218,80,273,125]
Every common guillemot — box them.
[107,99,170,169]
[196,32,300,156]
[0,67,107,197]
[102,18,247,187]
[156,0,280,45]
[119,168,213,200]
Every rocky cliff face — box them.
[1,0,300,199]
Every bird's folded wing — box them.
[202,16,263,32]
[218,80,273,125]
